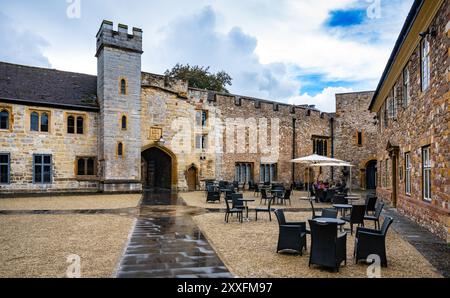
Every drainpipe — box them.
[292,117,296,184]
[330,117,335,180]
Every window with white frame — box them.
[403,66,410,107]
[195,134,208,150]
[422,146,431,201]
[195,110,208,127]
[421,38,430,91]
[405,152,411,195]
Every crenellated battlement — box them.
[96,20,143,57]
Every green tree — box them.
[164,64,232,93]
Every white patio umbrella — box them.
[290,155,351,198]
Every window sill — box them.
[76,176,99,182]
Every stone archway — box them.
[365,160,378,190]
[141,145,178,191]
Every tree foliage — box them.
[165,64,232,93]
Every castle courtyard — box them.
[0,191,448,278]
[0,0,448,281]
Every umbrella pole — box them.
[307,165,310,200]
[350,166,352,194]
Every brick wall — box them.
[374,2,449,241]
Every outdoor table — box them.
[239,198,256,221]
[313,217,346,226]
[333,204,353,216]
[271,190,284,204]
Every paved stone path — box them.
[384,208,450,278]
[116,191,232,278]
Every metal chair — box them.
[365,195,378,215]
[255,198,274,221]
[224,198,243,223]
[364,202,385,229]
[341,205,366,235]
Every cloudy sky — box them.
[0,0,414,112]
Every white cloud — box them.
[0,12,51,68]
[289,87,354,113]
[147,6,301,100]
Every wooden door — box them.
[187,167,197,191]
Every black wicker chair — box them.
[332,194,348,205]
[224,198,243,223]
[364,202,385,229]
[324,188,336,203]
[321,208,338,219]
[253,183,261,197]
[281,189,292,206]
[365,195,378,215]
[274,209,307,255]
[255,198,274,221]
[315,188,326,203]
[309,200,338,219]
[206,191,220,203]
[248,181,256,191]
[231,193,245,211]
[308,220,347,272]
[354,217,394,267]
[341,205,366,235]
[260,188,273,205]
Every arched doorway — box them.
[142,146,176,190]
[186,165,198,191]
[365,160,377,190]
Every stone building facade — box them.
[369,0,449,242]
[334,91,378,190]
[0,20,336,195]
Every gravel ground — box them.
[193,212,442,278]
[181,191,340,210]
[0,214,134,278]
[0,194,142,211]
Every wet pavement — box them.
[384,208,450,278]
[116,191,233,278]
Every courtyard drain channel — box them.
[116,191,233,278]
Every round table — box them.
[333,204,353,216]
[239,198,255,221]
[271,190,285,204]
[313,217,346,226]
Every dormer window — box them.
[120,78,127,95]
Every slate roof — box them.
[0,61,98,111]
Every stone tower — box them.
[96,20,143,192]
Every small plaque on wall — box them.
[150,127,163,141]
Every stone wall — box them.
[0,104,99,194]
[373,2,449,241]
[334,91,377,189]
